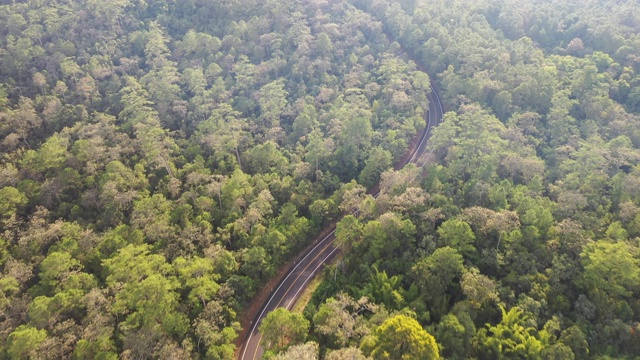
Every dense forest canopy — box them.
[1,0,640,359]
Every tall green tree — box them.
[361,315,440,360]
[5,326,48,360]
[436,219,476,257]
[411,247,465,320]
[259,307,310,355]
[578,241,640,320]
[476,306,551,360]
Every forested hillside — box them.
[0,0,430,358]
[292,0,640,359]
[1,0,640,359]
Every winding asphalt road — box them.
[239,82,445,359]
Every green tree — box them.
[0,186,27,219]
[173,256,221,313]
[259,307,310,354]
[313,293,377,347]
[102,245,189,348]
[20,133,69,177]
[435,312,476,360]
[37,251,81,293]
[112,274,188,333]
[291,111,318,143]
[362,268,404,309]
[361,314,440,360]
[245,141,289,175]
[460,269,499,309]
[411,247,465,320]
[305,129,334,178]
[131,193,175,244]
[476,306,550,360]
[240,246,273,282]
[27,289,85,329]
[578,241,640,320]
[315,32,333,55]
[97,161,148,227]
[273,342,319,360]
[359,147,393,188]
[559,325,589,359]
[140,22,182,126]
[335,215,363,254]
[437,219,476,257]
[334,114,373,180]
[258,79,288,128]
[197,104,251,171]
[102,244,173,287]
[6,325,48,360]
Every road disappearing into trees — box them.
[239,82,445,359]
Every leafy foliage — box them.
[360,314,440,360]
[1,0,640,358]
[303,0,640,359]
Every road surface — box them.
[239,83,445,359]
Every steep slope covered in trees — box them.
[283,1,640,359]
[0,0,432,358]
[2,0,640,359]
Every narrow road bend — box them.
[239,64,445,360]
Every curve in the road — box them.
[239,74,445,360]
